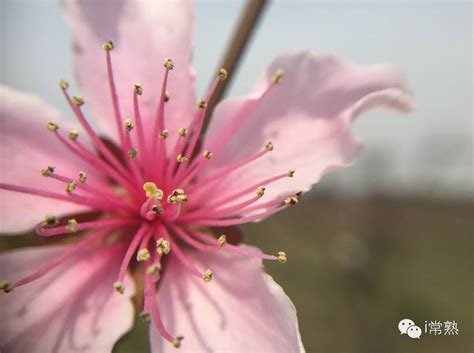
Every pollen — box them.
[164,90,170,102]
[160,130,169,139]
[47,122,59,132]
[134,83,143,95]
[68,130,79,141]
[59,79,69,90]
[143,182,164,200]
[197,100,207,109]
[203,150,214,160]
[202,269,213,283]
[178,127,187,137]
[71,96,85,107]
[78,171,87,183]
[272,68,283,84]
[0,280,14,293]
[177,154,187,164]
[288,169,296,177]
[218,234,227,246]
[151,205,164,215]
[172,336,184,349]
[136,248,151,262]
[113,281,125,294]
[156,238,171,256]
[265,141,274,151]
[128,148,138,159]
[44,214,59,227]
[277,251,287,264]
[163,58,174,70]
[65,218,78,233]
[218,68,228,81]
[123,119,134,131]
[102,40,114,51]
[256,186,266,197]
[65,180,77,193]
[146,263,162,275]
[41,165,55,177]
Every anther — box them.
[151,205,164,215]
[136,248,151,262]
[156,238,171,256]
[295,190,303,198]
[160,130,169,139]
[288,169,296,177]
[78,171,87,183]
[256,186,266,197]
[44,214,59,227]
[284,197,299,205]
[164,91,170,102]
[113,281,125,294]
[68,130,79,141]
[277,251,287,264]
[59,79,69,90]
[41,165,55,177]
[197,100,207,109]
[66,218,78,233]
[178,128,187,137]
[203,150,214,160]
[272,69,283,84]
[0,280,14,293]
[123,119,134,132]
[172,336,184,349]
[65,180,77,193]
[218,68,228,81]
[134,83,143,95]
[202,269,213,283]
[71,96,85,107]
[218,235,227,246]
[47,122,59,132]
[265,141,274,151]
[102,40,114,51]
[146,263,162,275]
[140,311,152,324]
[164,58,174,70]
[128,148,138,159]
[177,154,187,164]
[143,182,164,200]
[167,189,188,203]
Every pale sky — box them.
[1,0,472,198]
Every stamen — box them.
[202,269,213,282]
[218,68,228,81]
[123,119,134,131]
[47,122,59,132]
[265,141,274,151]
[41,165,55,177]
[151,205,164,215]
[167,189,188,204]
[163,58,174,70]
[178,127,187,137]
[68,130,79,141]
[146,263,162,275]
[65,218,78,233]
[78,171,87,183]
[65,180,77,193]
[134,83,143,95]
[172,336,184,348]
[176,154,187,164]
[140,311,152,324]
[44,214,59,227]
[0,280,14,293]
[277,251,287,264]
[156,238,170,256]
[59,79,69,90]
[203,150,214,160]
[128,148,138,159]
[143,182,164,200]
[164,91,170,102]
[272,68,283,84]
[256,186,266,197]
[102,40,115,51]
[71,95,85,107]
[218,234,227,246]
[197,99,207,109]
[137,248,151,262]
[160,130,169,139]
[113,281,125,294]
[284,196,299,205]
[288,169,296,177]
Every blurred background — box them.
[1,1,472,352]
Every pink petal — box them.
[149,248,305,352]
[0,243,135,353]
[0,85,104,234]
[60,0,196,144]
[204,52,413,204]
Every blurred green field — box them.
[113,196,472,353]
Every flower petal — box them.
[149,248,305,352]
[0,85,104,234]
[203,52,413,204]
[60,0,196,144]
[0,243,135,353]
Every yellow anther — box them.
[102,40,114,51]
[284,197,299,206]
[256,186,266,197]
[265,141,274,151]
[218,68,228,81]
[277,251,287,264]
[218,235,227,246]
[288,169,295,177]
[175,189,185,195]
[295,190,303,198]
[167,189,188,203]
[167,195,177,203]
[203,269,213,283]
[164,90,170,102]
[140,311,152,324]
[78,171,87,183]
[136,248,151,262]
[197,100,207,109]
[272,68,283,84]
[156,238,171,256]
[44,214,59,227]
[113,281,125,294]
[203,150,214,160]
[172,336,184,348]
[59,79,69,90]
[65,180,77,193]
[41,165,55,177]
[47,122,59,132]
[151,205,164,215]
[164,58,174,70]
[146,263,162,275]
[176,194,188,202]
[66,218,78,233]
[177,154,187,164]
[178,127,187,137]
[68,130,79,141]
[123,119,134,132]
[71,96,85,107]
[128,148,138,159]
[160,130,169,139]
[143,182,164,200]
[134,83,143,95]
[0,280,14,293]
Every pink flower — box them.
[0,1,412,352]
